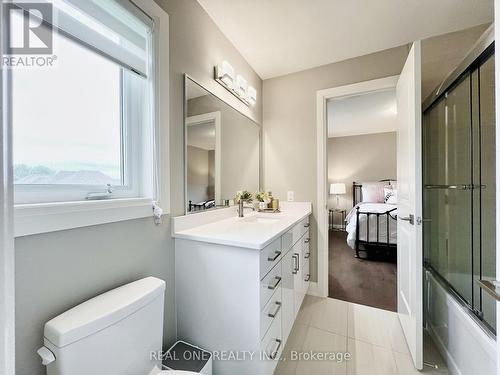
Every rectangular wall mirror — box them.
[184,75,260,214]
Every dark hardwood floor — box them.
[328,230,397,312]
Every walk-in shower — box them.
[423,43,496,335]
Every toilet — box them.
[37,277,204,375]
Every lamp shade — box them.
[330,183,346,195]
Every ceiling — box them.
[421,23,490,101]
[328,89,397,138]
[197,0,493,79]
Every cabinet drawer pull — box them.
[267,250,282,262]
[267,301,282,318]
[304,223,310,228]
[294,253,300,272]
[268,276,282,290]
[269,339,282,360]
[304,238,310,243]
[304,252,310,259]
[292,254,298,274]
[304,274,310,282]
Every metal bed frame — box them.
[352,180,397,258]
[188,199,215,212]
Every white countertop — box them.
[172,202,312,249]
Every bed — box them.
[345,180,398,258]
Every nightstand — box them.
[329,209,346,231]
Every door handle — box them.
[398,214,414,225]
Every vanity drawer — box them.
[291,217,310,246]
[260,237,282,279]
[260,262,282,309]
[260,308,283,368]
[281,230,293,253]
[260,286,282,340]
[302,230,310,251]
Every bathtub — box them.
[424,269,496,375]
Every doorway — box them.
[326,89,399,312]
[316,75,400,299]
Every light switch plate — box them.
[287,191,294,201]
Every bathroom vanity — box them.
[172,202,312,375]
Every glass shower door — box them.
[423,75,473,306]
[423,48,496,334]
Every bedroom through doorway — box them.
[327,86,399,312]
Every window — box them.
[11,0,157,205]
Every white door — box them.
[396,41,423,370]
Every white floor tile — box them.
[295,295,322,326]
[294,326,347,375]
[347,338,398,375]
[347,302,409,354]
[309,296,349,336]
[275,297,450,375]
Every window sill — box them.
[14,198,154,237]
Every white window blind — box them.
[18,0,153,77]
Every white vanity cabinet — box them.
[173,204,311,375]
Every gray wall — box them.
[262,46,408,281]
[327,132,397,215]
[15,1,262,374]
[188,95,260,201]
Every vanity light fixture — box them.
[215,60,235,88]
[235,75,248,97]
[214,60,257,106]
[247,86,257,106]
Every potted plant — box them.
[254,191,270,210]
[234,190,253,204]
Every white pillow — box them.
[361,184,385,203]
[384,186,397,204]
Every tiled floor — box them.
[274,296,450,375]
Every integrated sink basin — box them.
[241,215,282,225]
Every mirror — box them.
[184,76,260,214]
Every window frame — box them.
[13,0,170,236]
[13,35,144,204]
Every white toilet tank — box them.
[38,277,166,375]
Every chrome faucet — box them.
[238,199,255,217]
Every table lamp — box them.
[330,183,346,208]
